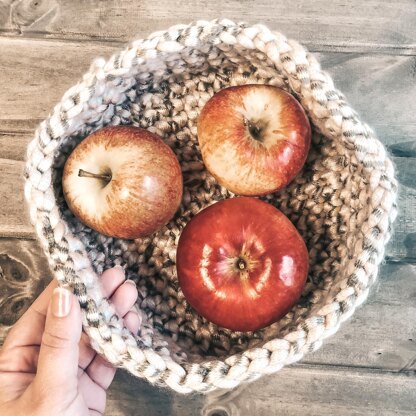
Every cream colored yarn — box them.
[24,19,397,393]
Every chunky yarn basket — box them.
[24,19,398,393]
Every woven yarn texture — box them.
[24,19,398,394]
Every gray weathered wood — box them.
[315,52,416,152]
[0,131,32,161]
[1,38,415,152]
[0,158,32,238]
[1,237,415,374]
[107,371,202,416]
[386,157,416,262]
[0,38,118,130]
[0,0,415,54]
[201,365,416,416]
[0,237,51,342]
[1,157,414,260]
[106,364,416,416]
[304,262,416,371]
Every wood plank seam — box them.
[0,32,415,56]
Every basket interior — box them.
[51,43,369,364]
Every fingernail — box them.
[124,279,136,287]
[52,288,71,318]
[113,265,125,274]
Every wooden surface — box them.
[0,1,415,415]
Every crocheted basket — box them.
[24,19,398,393]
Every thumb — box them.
[34,287,82,393]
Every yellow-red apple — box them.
[197,85,311,195]
[62,126,183,239]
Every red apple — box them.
[62,126,183,239]
[197,84,311,196]
[176,197,309,332]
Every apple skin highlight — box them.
[62,126,183,239]
[197,85,311,196]
[176,197,309,332]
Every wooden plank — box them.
[305,262,416,371]
[1,156,414,261]
[107,371,201,416]
[199,365,416,416]
[0,237,51,342]
[107,365,416,416]
[315,52,416,150]
[0,38,119,129]
[0,120,45,134]
[0,158,33,238]
[0,238,415,373]
[0,1,415,54]
[386,157,416,262]
[0,131,32,161]
[0,38,415,151]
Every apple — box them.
[176,197,309,332]
[62,126,183,239]
[197,84,311,196]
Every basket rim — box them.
[24,18,398,394]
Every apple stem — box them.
[78,169,112,182]
[237,258,247,271]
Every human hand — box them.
[0,267,140,416]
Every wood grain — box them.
[0,38,119,130]
[0,0,415,54]
[0,238,414,374]
[304,262,416,371]
[106,365,416,415]
[100,363,416,415]
[199,365,416,416]
[0,131,32,161]
[0,237,51,342]
[315,52,416,152]
[1,38,415,153]
[0,158,32,238]
[107,371,202,416]
[1,156,414,260]
[387,157,416,262]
